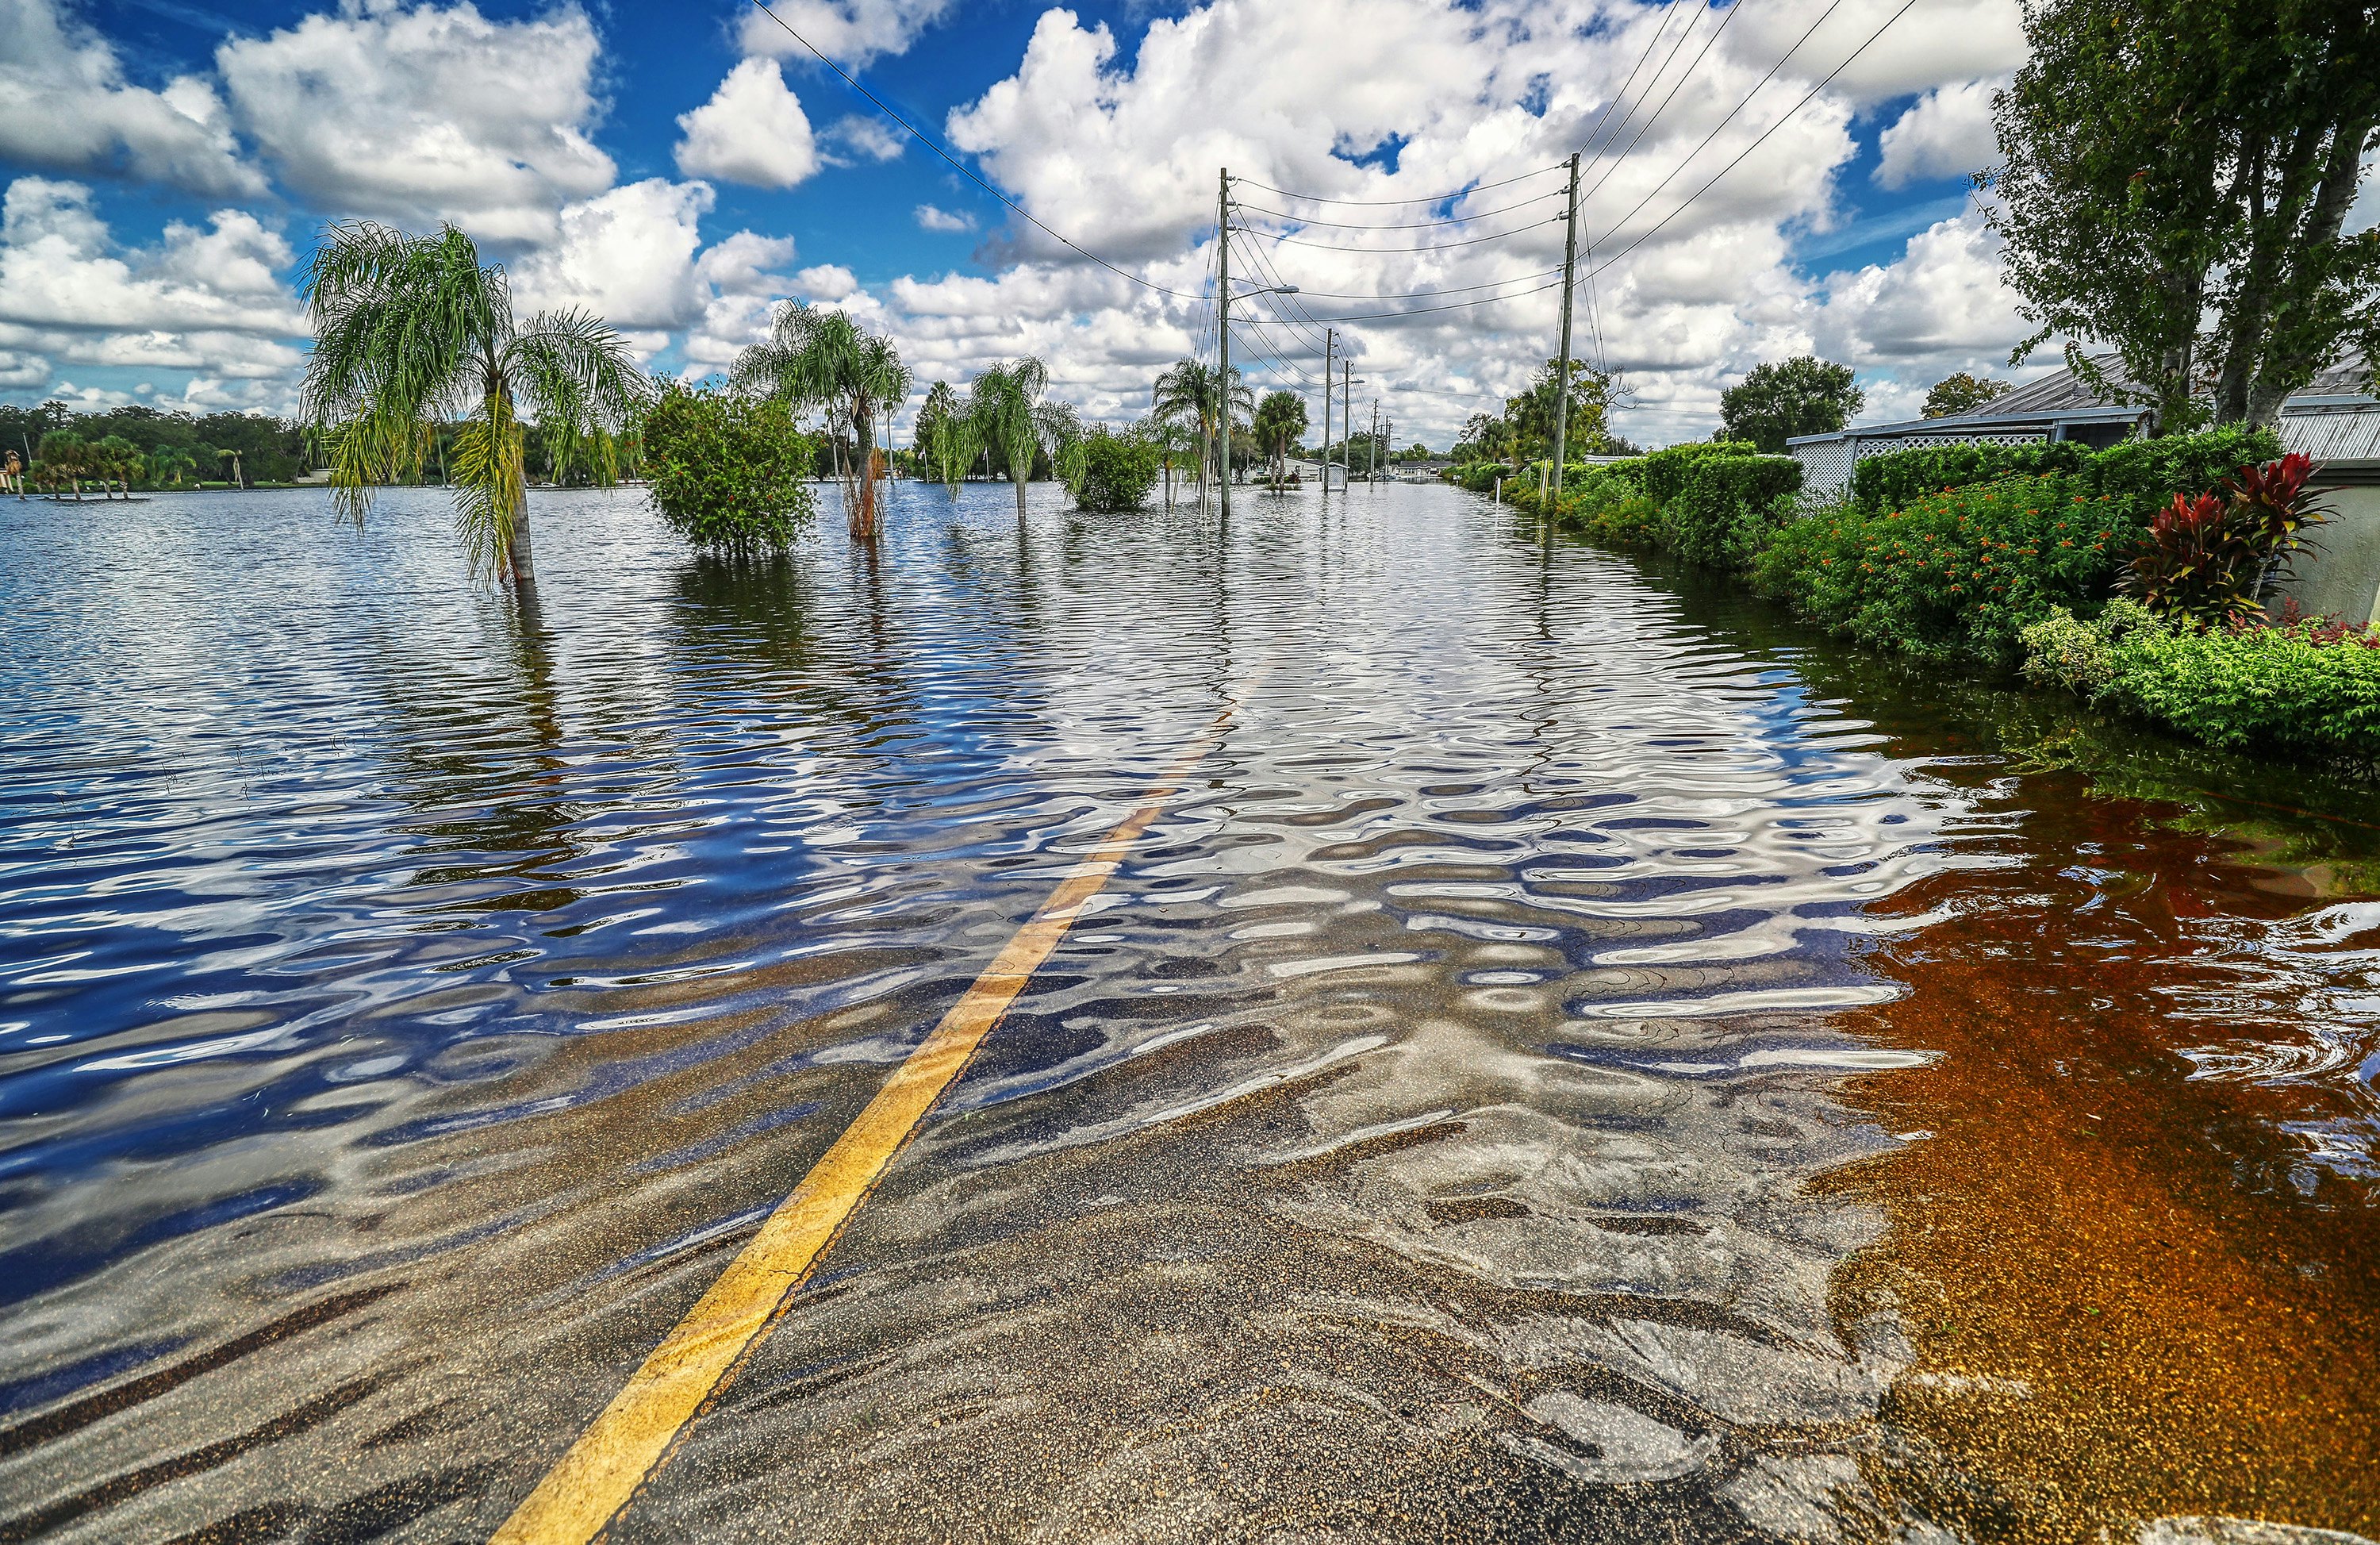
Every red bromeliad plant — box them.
[2122,453,2331,628]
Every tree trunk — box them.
[507,490,536,587]
[1013,472,1027,521]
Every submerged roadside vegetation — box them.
[1467,425,2380,765]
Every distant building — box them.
[1786,356,2380,623]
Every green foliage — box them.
[1988,0,2379,430]
[1637,440,1760,504]
[1572,494,1665,545]
[1717,357,1863,454]
[1073,427,1161,511]
[1849,440,2094,514]
[1660,455,1805,569]
[1923,372,2013,418]
[643,383,817,552]
[1752,473,2141,665]
[1845,423,2282,516]
[2021,600,2380,761]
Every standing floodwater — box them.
[1,482,2374,1540]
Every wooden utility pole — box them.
[1368,400,1379,482]
[1321,327,1334,497]
[1548,152,1582,516]
[1216,167,1233,520]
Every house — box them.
[1786,356,2380,623]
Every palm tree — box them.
[36,430,86,500]
[148,445,197,487]
[301,221,647,590]
[1250,390,1307,490]
[734,304,909,541]
[967,358,1077,520]
[916,379,977,495]
[1151,359,1251,505]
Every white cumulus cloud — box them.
[1875,77,2003,189]
[824,114,905,163]
[674,58,820,190]
[0,0,263,197]
[914,204,975,233]
[735,0,955,67]
[217,0,614,246]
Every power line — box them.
[1587,0,1925,275]
[1233,163,1566,206]
[1571,0,1694,168]
[1230,267,1567,302]
[1231,219,1557,255]
[1575,0,1760,209]
[1226,188,1567,231]
[741,0,1205,302]
[1235,277,1566,325]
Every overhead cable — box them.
[1231,220,1557,255]
[1233,163,1565,206]
[1226,189,1568,231]
[1587,0,1925,275]
[1234,277,1566,325]
[1575,0,1760,208]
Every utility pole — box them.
[1321,327,1334,498]
[1548,152,1582,517]
[1368,400,1379,483]
[1216,167,1233,520]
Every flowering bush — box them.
[1752,472,2140,664]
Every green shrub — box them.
[1576,494,1664,544]
[2022,601,2380,759]
[1851,440,2092,514]
[1752,473,2139,665]
[2085,423,2283,512]
[1637,440,1760,504]
[644,383,817,552]
[1660,455,1804,569]
[1074,428,1161,511]
[1845,425,2283,517]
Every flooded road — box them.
[2,480,2374,1542]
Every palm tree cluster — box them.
[301,221,650,590]
[908,356,1088,519]
[30,432,149,499]
[731,304,908,541]
[1150,358,1251,505]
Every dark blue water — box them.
[1,481,2374,1540]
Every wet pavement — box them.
[1,480,2374,1541]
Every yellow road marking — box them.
[492,701,1241,1545]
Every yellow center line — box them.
[491,698,1242,1545]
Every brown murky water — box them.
[0,482,2372,1541]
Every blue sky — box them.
[0,0,2039,443]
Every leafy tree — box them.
[1074,427,1161,511]
[1250,390,1307,488]
[1504,359,1632,463]
[1987,0,2378,430]
[1718,356,1864,454]
[643,382,817,552]
[968,358,1076,519]
[734,304,908,540]
[301,222,647,589]
[1923,372,2013,418]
